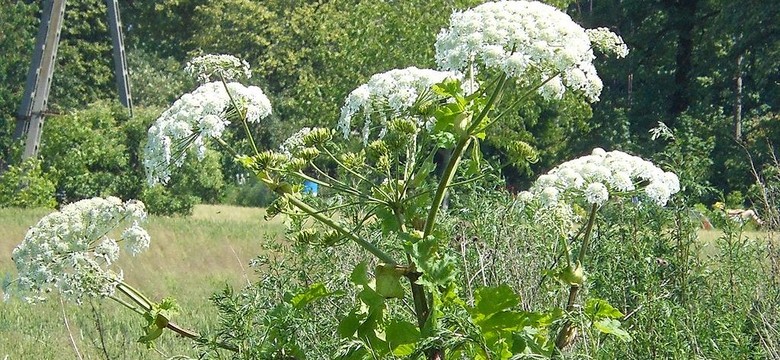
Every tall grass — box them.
[0,205,283,359]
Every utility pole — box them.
[13,0,133,160]
[106,0,133,115]
[14,0,67,160]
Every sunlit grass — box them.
[0,204,284,359]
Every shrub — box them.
[0,158,56,208]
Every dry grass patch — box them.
[0,204,284,359]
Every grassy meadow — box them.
[0,205,283,360]
[1,204,778,359]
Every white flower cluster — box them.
[185,54,252,83]
[435,1,625,102]
[523,148,680,207]
[144,81,272,184]
[338,67,464,143]
[11,197,150,303]
[586,28,629,59]
[279,127,311,158]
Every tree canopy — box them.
[0,0,777,208]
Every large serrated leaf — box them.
[593,318,632,342]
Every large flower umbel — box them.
[435,0,627,102]
[185,54,252,83]
[11,197,150,303]
[525,148,680,207]
[144,81,272,184]
[338,67,467,143]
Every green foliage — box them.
[653,114,718,201]
[0,158,56,208]
[40,101,133,201]
[572,0,780,200]
[221,175,276,208]
[38,101,223,215]
[138,297,180,348]
[140,184,197,217]
[50,0,116,109]
[0,0,37,166]
[206,237,356,359]
[140,148,224,216]
[5,0,779,358]
[126,48,193,108]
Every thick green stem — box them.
[554,204,599,352]
[392,206,431,332]
[423,136,472,238]
[423,74,508,239]
[221,77,259,156]
[279,190,397,265]
[576,204,599,266]
[115,283,239,352]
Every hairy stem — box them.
[555,204,598,352]
[423,74,508,238]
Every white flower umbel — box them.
[435,1,627,102]
[11,197,150,303]
[529,148,680,206]
[586,28,629,59]
[338,67,465,143]
[279,127,312,158]
[185,54,252,83]
[144,81,272,184]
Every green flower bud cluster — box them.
[302,128,333,147]
[507,140,540,165]
[367,140,392,173]
[293,228,342,246]
[384,118,419,150]
[340,151,367,172]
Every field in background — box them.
[0,205,283,359]
[0,205,776,359]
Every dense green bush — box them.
[0,0,37,168]
[0,158,56,208]
[126,47,193,108]
[39,101,132,202]
[221,175,276,208]
[441,185,780,359]
[38,101,224,215]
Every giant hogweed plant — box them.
[10,1,681,359]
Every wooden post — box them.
[106,0,133,116]
[13,0,133,161]
[734,54,743,141]
[14,0,67,160]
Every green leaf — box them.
[338,310,364,338]
[584,298,624,320]
[433,101,465,133]
[404,236,458,289]
[478,311,526,332]
[375,206,400,235]
[431,132,457,149]
[357,288,385,309]
[137,326,163,348]
[409,160,435,188]
[351,262,369,286]
[593,318,632,342]
[375,264,405,299]
[473,285,519,316]
[467,139,482,176]
[431,78,466,105]
[386,320,420,356]
[290,282,338,309]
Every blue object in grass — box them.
[303,180,319,196]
